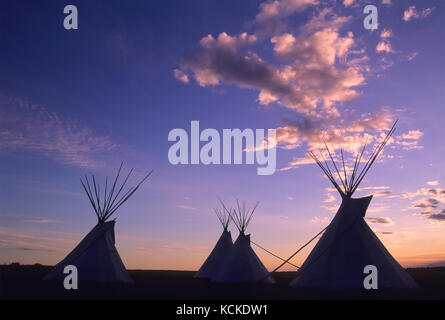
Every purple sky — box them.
[0,0,444,270]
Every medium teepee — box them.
[212,201,275,284]
[45,164,151,283]
[194,207,233,279]
[290,122,418,290]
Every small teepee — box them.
[194,207,233,279]
[290,122,418,290]
[44,164,152,283]
[212,201,275,284]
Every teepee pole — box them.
[80,178,100,220]
[104,170,153,221]
[92,175,103,218]
[80,164,152,223]
[105,168,134,215]
[260,226,328,283]
[350,121,396,194]
[340,150,348,193]
[251,240,299,268]
[323,141,347,192]
[309,152,343,195]
[104,162,123,213]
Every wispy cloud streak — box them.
[0,94,118,169]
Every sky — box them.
[0,0,444,271]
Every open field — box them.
[0,265,444,300]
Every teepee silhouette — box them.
[45,164,152,283]
[212,200,275,284]
[194,207,233,279]
[290,121,418,290]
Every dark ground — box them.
[0,265,444,300]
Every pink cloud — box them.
[173,69,189,83]
[0,226,77,253]
[22,219,59,224]
[174,1,424,173]
[324,194,336,203]
[395,130,424,150]
[342,0,356,7]
[403,6,435,22]
[311,216,331,223]
[376,41,393,54]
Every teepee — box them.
[194,207,233,279]
[45,164,152,284]
[212,201,275,284]
[290,122,418,290]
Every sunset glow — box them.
[1,0,444,272]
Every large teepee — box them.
[290,122,418,290]
[194,207,233,279]
[212,201,275,284]
[44,164,151,283]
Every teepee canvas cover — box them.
[290,122,418,290]
[45,164,151,283]
[213,201,275,284]
[195,208,233,279]
[44,220,133,283]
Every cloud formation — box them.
[376,29,394,56]
[403,6,435,22]
[173,69,189,83]
[256,0,319,25]
[276,107,395,154]
[0,94,118,169]
[376,41,393,54]
[402,184,445,223]
[175,0,424,171]
[177,205,197,211]
[366,216,394,225]
[311,216,331,223]
[179,9,365,118]
[22,219,59,224]
[0,226,76,253]
[342,0,356,7]
[395,130,424,150]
